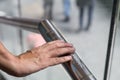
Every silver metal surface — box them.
[103,0,120,80]
[0,16,40,33]
[39,20,97,80]
[0,16,96,80]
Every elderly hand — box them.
[10,40,75,77]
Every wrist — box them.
[0,42,26,77]
[0,53,21,76]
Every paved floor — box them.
[0,0,119,80]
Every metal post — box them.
[0,16,97,80]
[103,0,120,80]
[17,0,24,52]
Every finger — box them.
[35,40,63,51]
[46,41,73,51]
[48,40,65,45]
[49,55,72,66]
[49,47,75,57]
[39,40,64,49]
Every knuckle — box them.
[53,58,60,65]
[47,42,52,46]
[60,57,66,62]
[54,43,60,48]
[55,58,60,63]
[68,48,75,52]
[52,56,72,65]
[59,57,67,63]
[63,56,72,61]
[55,49,60,53]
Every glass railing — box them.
[0,0,118,80]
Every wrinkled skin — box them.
[0,40,75,77]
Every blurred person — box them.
[76,0,95,32]
[0,39,75,77]
[43,0,54,20]
[62,0,71,22]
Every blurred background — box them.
[0,0,119,80]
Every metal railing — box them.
[0,15,96,80]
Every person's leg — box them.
[76,7,84,32]
[63,0,71,22]
[85,4,94,30]
[48,0,54,20]
[80,7,84,30]
[43,0,48,18]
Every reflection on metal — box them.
[0,16,96,80]
[0,16,40,33]
[103,0,120,80]
[0,73,6,80]
[39,20,96,80]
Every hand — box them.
[13,40,75,77]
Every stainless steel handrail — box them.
[0,16,40,33]
[0,16,96,80]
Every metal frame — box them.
[0,16,96,80]
[0,0,120,79]
[103,0,120,80]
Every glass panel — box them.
[109,0,120,80]
[109,17,120,80]
[0,0,114,80]
[0,0,25,80]
[19,0,113,80]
